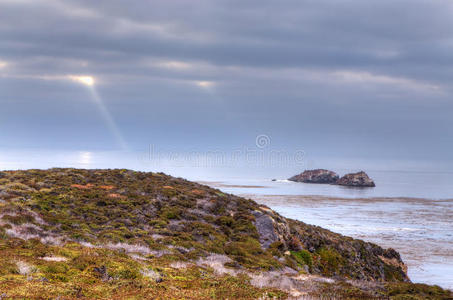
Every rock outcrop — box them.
[288,169,339,184]
[336,171,375,187]
[289,169,376,187]
[252,210,280,249]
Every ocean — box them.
[202,173,453,290]
[1,149,452,289]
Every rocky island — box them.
[337,171,376,187]
[0,169,450,299]
[289,169,376,187]
[288,169,339,184]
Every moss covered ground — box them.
[0,169,451,299]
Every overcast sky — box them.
[1,0,452,166]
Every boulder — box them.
[288,169,339,184]
[336,171,375,187]
[252,210,279,249]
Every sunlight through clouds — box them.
[68,74,128,151]
[77,151,92,165]
[157,60,192,70]
[1,0,453,164]
[331,71,441,92]
[195,81,214,88]
[87,87,128,151]
[69,75,95,86]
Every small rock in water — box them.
[288,169,339,184]
[336,171,375,187]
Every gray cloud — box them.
[0,0,452,164]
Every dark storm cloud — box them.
[0,0,452,162]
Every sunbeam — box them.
[87,85,129,151]
[71,75,128,150]
[69,75,95,86]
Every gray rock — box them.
[288,169,339,184]
[336,171,375,187]
[252,210,279,249]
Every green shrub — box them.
[160,207,181,220]
[1,214,35,225]
[215,216,234,227]
[317,247,343,275]
[41,263,69,274]
[0,227,7,240]
[291,250,313,268]
[387,282,453,300]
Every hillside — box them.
[0,169,451,299]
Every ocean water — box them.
[238,194,453,290]
[1,149,452,289]
[198,170,453,200]
[198,174,453,290]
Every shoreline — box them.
[240,193,453,290]
[240,193,453,203]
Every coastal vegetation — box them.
[0,169,451,299]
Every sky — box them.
[0,0,453,170]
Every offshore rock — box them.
[336,171,375,187]
[288,169,339,184]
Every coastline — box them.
[242,193,453,290]
[243,193,453,203]
[1,168,429,299]
[199,181,452,290]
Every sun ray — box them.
[88,86,128,151]
[69,75,95,86]
[70,75,128,150]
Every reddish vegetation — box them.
[108,193,123,199]
[71,184,116,190]
[99,185,115,190]
[162,186,174,189]
[191,189,206,196]
[70,183,94,189]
